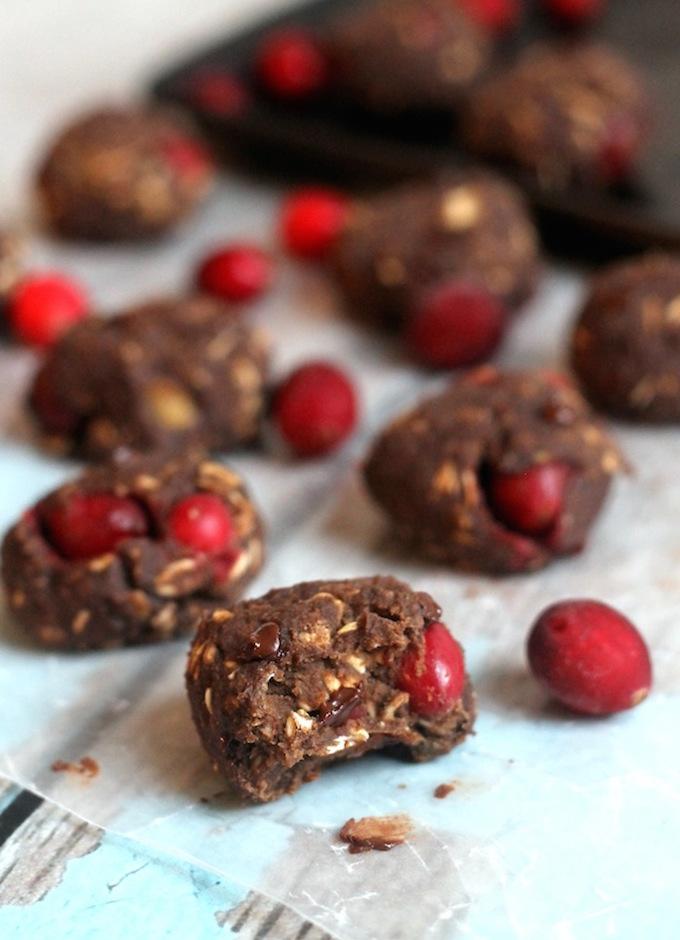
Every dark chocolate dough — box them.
[186,575,475,802]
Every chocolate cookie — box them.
[186,576,475,802]
[571,253,680,422]
[364,368,624,574]
[29,295,269,460]
[332,173,540,330]
[37,106,215,240]
[1,454,264,650]
[326,0,491,116]
[463,43,650,190]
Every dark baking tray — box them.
[152,0,680,259]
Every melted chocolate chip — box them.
[319,686,362,727]
[243,621,280,660]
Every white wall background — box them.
[0,0,301,217]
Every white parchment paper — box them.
[1,0,679,932]
[0,177,678,939]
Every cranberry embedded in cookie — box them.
[1,455,264,650]
[364,369,624,575]
[168,493,236,554]
[488,461,570,537]
[598,114,641,185]
[256,29,329,100]
[406,281,507,369]
[158,134,212,183]
[41,492,148,561]
[397,622,465,716]
[186,576,475,802]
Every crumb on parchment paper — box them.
[51,756,99,779]
[339,814,413,854]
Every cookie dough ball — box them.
[0,231,24,307]
[326,0,491,115]
[571,254,680,422]
[37,106,215,240]
[1,454,264,650]
[186,576,475,802]
[463,43,650,190]
[364,368,624,574]
[29,295,269,460]
[333,172,540,329]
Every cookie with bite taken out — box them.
[186,576,475,802]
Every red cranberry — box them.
[213,546,242,584]
[280,188,349,260]
[196,244,273,303]
[168,493,235,554]
[159,136,212,180]
[405,281,507,369]
[185,70,250,117]
[457,0,521,34]
[527,600,652,716]
[256,29,328,100]
[30,362,79,435]
[41,493,148,561]
[598,115,640,185]
[543,0,605,26]
[489,461,569,536]
[272,361,358,457]
[397,622,466,717]
[9,274,89,348]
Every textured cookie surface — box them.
[364,369,624,574]
[1,454,264,650]
[0,231,23,304]
[37,106,214,240]
[333,173,539,329]
[463,43,650,190]
[186,576,475,802]
[29,295,269,460]
[571,254,680,422]
[327,0,491,115]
